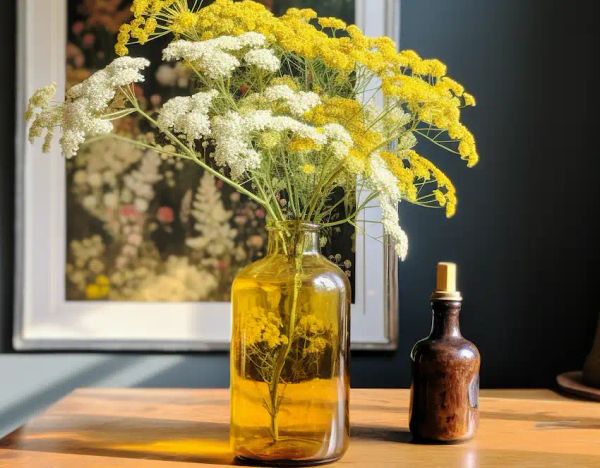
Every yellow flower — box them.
[270,76,299,90]
[170,10,198,34]
[285,7,317,21]
[301,163,315,174]
[318,17,347,30]
[463,92,476,106]
[108,0,478,220]
[289,136,319,153]
[405,150,457,217]
[379,151,418,202]
[115,44,128,57]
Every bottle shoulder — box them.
[233,253,350,291]
[411,336,480,362]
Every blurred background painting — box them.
[65,0,355,302]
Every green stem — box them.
[267,231,304,442]
[414,130,461,155]
[129,102,268,208]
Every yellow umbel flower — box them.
[318,17,347,30]
[115,0,194,55]
[289,136,320,153]
[301,163,316,174]
[405,150,457,217]
[379,151,418,202]
[170,10,198,34]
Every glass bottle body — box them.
[230,221,350,465]
[409,300,480,442]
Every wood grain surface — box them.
[1,388,599,467]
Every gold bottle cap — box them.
[431,262,463,301]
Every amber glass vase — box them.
[230,220,350,465]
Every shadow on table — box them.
[350,425,412,443]
[0,414,236,465]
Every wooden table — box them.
[1,389,599,467]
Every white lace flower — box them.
[209,32,267,50]
[369,152,401,202]
[212,111,261,179]
[28,56,149,158]
[163,33,269,81]
[263,84,321,117]
[212,109,327,179]
[157,90,218,144]
[368,153,408,259]
[163,40,240,80]
[25,83,56,120]
[323,123,353,146]
[243,48,280,72]
[381,201,409,259]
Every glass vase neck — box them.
[266,220,320,256]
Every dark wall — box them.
[0,0,16,353]
[352,0,600,387]
[1,1,599,389]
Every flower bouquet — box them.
[26,0,478,464]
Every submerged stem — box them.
[267,229,304,441]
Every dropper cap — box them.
[431,262,463,301]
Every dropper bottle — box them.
[409,262,481,442]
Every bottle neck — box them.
[429,301,463,338]
[266,220,320,256]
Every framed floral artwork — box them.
[14,0,400,350]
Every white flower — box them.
[368,153,401,202]
[211,109,327,179]
[244,48,280,72]
[106,57,149,87]
[263,84,321,117]
[25,83,56,120]
[322,124,352,164]
[368,153,408,259]
[323,123,353,146]
[381,200,409,259]
[211,111,261,179]
[163,40,240,80]
[28,56,149,158]
[207,32,266,50]
[162,33,269,80]
[157,90,218,144]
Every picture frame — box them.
[13,0,401,351]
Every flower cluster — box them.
[28,0,479,262]
[157,90,218,144]
[162,32,278,79]
[27,57,150,158]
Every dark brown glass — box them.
[409,300,480,442]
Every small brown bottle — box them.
[409,262,480,442]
